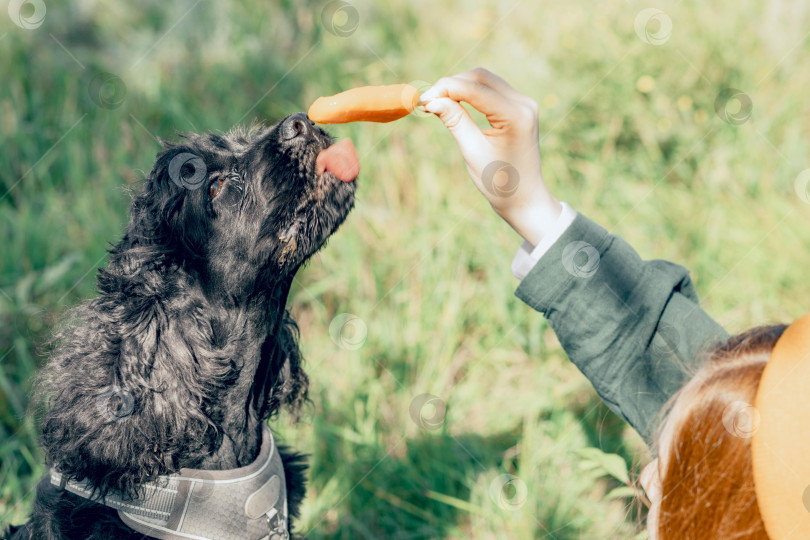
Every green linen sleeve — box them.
[515,212,729,444]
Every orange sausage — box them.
[307,84,420,124]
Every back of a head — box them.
[656,324,787,539]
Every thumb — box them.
[422,97,485,152]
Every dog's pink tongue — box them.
[316,139,359,182]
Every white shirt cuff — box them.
[510,201,577,280]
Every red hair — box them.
[654,325,786,539]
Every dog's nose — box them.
[281,112,315,141]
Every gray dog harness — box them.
[50,425,289,540]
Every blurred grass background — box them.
[2,0,809,538]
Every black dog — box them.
[4,113,355,539]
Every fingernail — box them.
[423,99,446,115]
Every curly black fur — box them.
[3,113,355,539]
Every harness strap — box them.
[50,426,288,540]
[50,470,181,521]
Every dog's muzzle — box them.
[50,425,289,540]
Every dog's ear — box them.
[37,298,237,498]
[123,144,212,261]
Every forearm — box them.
[514,211,729,445]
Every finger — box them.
[420,76,515,121]
[422,97,486,152]
[455,67,526,101]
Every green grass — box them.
[2,0,810,537]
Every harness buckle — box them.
[266,507,289,540]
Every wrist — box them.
[498,196,562,247]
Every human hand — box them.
[420,68,561,247]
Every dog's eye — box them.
[208,178,224,200]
